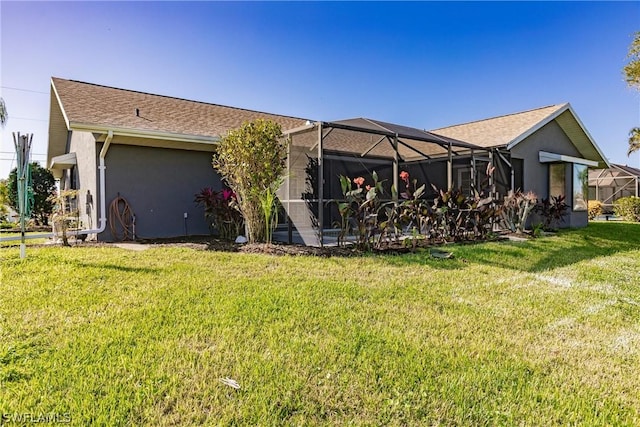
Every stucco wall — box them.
[68,131,98,232]
[98,143,220,241]
[511,120,587,228]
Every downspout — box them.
[0,130,113,243]
[71,130,112,237]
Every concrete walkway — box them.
[114,243,150,251]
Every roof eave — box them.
[564,104,610,169]
[50,77,71,130]
[69,122,220,145]
[506,103,610,169]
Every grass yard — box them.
[1,222,639,425]
[0,231,51,247]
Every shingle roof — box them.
[613,163,640,177]
[430,104,568,148]
[51,77,308,138]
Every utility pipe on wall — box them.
[70,130,112,237]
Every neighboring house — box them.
[588,164,640,213]
[47,77,608,243]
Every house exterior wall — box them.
[68,131,98,232]
[98,143,220,241]
[510,120,587,228]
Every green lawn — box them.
[1,222,639,425]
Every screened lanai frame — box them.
[278,118,515,247]
[588,164,640,213]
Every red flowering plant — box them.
[194,187,244,240]
[335,172,388,250]
[396,170,434,241]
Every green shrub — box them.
[212,119,286,243]
[588,200,603,220]
[614,196,640,221]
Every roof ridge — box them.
[432,103,567,131]
[51,76,310,122]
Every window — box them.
[573,164,588,211]
[549,163,565,198]
[512,158,524,192]
[457,168,472,195]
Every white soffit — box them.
[539,151,598,167]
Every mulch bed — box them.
[137,236,359,257]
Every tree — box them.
[7,162,56,225]
[629,127,640,156]
[0,97,7,127]
[624,32,640,155]
[0,179,10,222]
[212,119,286,243]
[624,32,640,89]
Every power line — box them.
[2,116,48,122]
[0,86,48,95]
[0,151,47,155]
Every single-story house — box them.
[47,77,609,244]
[47,77,307,241]
[588,163,640,212]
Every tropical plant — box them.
[430,186,498,241]
[534,195,569,231]
[335,172,388,250]
[397,170,429,236]
[49,189,79,246]
[614,196,640,222]
[259,175,286,244]
[624,32,640,155]
[624,31,640,89]
[194,187,244,240]
[499,190,537,234]
[0,179,10,222]
[7,162,56,226]
[588,200,603,220]
[334,170,504,250]
[212,119,286,243]
[628,127,640,156]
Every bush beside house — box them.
[614,196,640,221]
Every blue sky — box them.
[1,1,638,178]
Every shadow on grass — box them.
[464,222,640,273]
[376,222,640,273]
[70,260,162,274]
[372,250,469,270]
